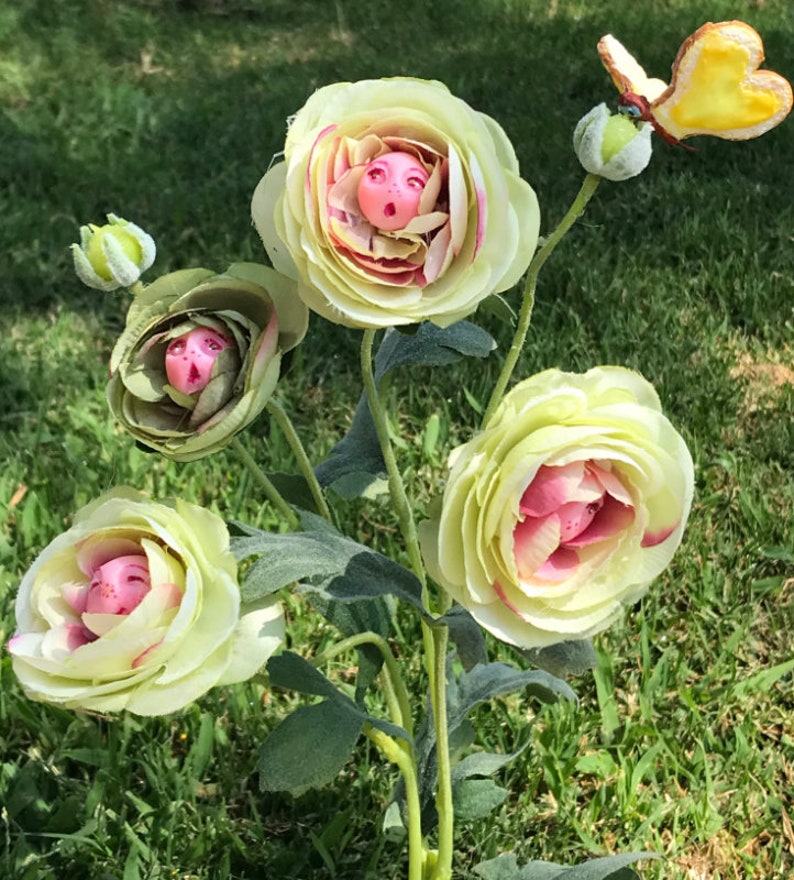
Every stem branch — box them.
[482,173,601,428]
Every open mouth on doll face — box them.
[188,363,201,385]
[384,202,396,218]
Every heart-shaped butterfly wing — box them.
[599,20,793,143]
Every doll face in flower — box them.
[356,151,429,232]
[165,327,231,395]
[86,554,152,616]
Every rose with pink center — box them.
[419,367,694,649]
[8,488,284,715]
[252,77,540,329]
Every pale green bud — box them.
[573,103,652,181]
[71,213,156,291]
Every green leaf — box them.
[452,777,508,821]
[448,663,576,733]
[315,321,495,496]
[522,639,597,679]
[258,700,364,797]
[307,593,393,703]
[232,515,425,613]
[441,605,488,671]
[474,852,659,879]
[267,651,410,745]
[451,745,529,785]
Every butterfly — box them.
[598,20,793,148]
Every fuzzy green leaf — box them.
[258,700,364,797]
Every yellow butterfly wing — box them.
[651,21,793,141]
[599,22,792,143]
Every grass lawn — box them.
[1,0,793,878]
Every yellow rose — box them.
[252,77,540,329]
[8,488,284,715]
[420,367,694,648]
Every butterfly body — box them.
[599,21,792,144]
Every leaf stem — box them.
[266,397,333,522]
[230,436,301,531]
[481,172,601,428]
[365,725,425,880]
[311,631,413,736]
[430,624,453,880]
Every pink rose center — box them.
[86,554,152,615]
[513,461,635,583]
[164,327,231,395]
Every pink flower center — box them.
[513,461,635,583]
[86,554,152,616]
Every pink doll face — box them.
[86,555,151,616]
[356,151,429,232]
[164,327,231,395]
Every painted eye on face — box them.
[167,338,186,357]
[366,164,387,183]
[201,333,229,354]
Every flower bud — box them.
[573,103,652,181]
[71,213,156,291]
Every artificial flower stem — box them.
[360,330,426,587]
[360,329,437,727]
[365,725,425,880]
[128,281,145,297]
[230,437,301,531]
[311,630,413,736]
[481,172,601,428]
[430,624,453,880]
[266,398,334,522]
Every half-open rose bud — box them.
[106,262,308,461]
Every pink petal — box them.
[556,499,601,543]
[590,462,634,507]
[513,514,560,580]
[520,462,587,517]
[641,524,677,548]
[564,494,635,548]
[535,546,581,582]
[493,580,524,618]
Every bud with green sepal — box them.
[71,213,156,291]
[573,103,652,181]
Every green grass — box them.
[2,0,794,877]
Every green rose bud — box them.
[107,262,308,461]
[71,213,156,291]
[573,103,653,181]
[8,487,284,715]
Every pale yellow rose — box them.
[420,367,694,648]
[252,77,540,329]
[8,488,284,715]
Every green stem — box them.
[360,329,426,587]
[266,397,333,522]
[365,726,425,880]
[430,625,453,880]
[311,631,413,736]
[359,327,437,699]
[128,281,145,297]
[230,436,300,531]
[481,172,601,428]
